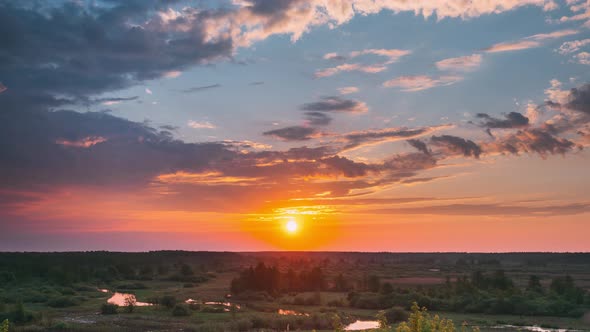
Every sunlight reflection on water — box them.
[106,292,152,306]
[344,320,380,330]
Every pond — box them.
[344,320,380,330]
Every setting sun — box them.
[285,219,298,234]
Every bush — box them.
[385,306,409,323]
[101,303,118,315]
[172,304,191,316]
[160,295,177,309]
[47,296,78,308]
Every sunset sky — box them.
[1,0,590,252]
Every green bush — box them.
[160,295,177,308]
[385,306,409,323]
[172,304,191,316]
[100,303,118,315]
[47,296,78,308]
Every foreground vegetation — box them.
[0,252,588,331]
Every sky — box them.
[1,0,590,252]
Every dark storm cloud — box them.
[406,139,430,155]
[0,1,232,99]
[181,84,221,93]
[300,96,368,113]
[475,112,529,129]
[304,111,332,126]
[431,135,482,158]
[262,126,318,141]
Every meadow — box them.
[0,252,589,331]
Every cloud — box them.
[163,70,182,78]
[0,1,560,105]
[574,52,590,65]
[181,84,222,93]
[210,0,558,49]
[320,156,375,177]
[556,39,590,55]
[316,48,410,78]
[338,86,359,95]
[436,54,482,72]
[431,135,482,158]
[546,82,590,115]
[249,81,265,85]
[342,125,449,151]
[0,82,7,94]
[56,136,107,148]
[323,52,347,61]
[365,202,590,216]
[262,126,318,141]
[383,75,463,91]
[485,128,577,157]
[0,2,233,102]
[484,40,541,53]
[188,120,217,129]
[406,139,431,155]
[97,96,139,106]
[475,112,530,129]
[315,63,387,78]
[301,96,368,113]
[304,112,333,126]
[349,48,411,64]
[145,88,153,95]
[484,29,579,53]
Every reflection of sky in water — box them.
[345,320,380,331]
[492,325,582,332]
[278,309,309,316]
[107,292,152,306]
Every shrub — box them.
[47,296,78,308]
[159,295,177,309]
[172,304,191,316]
[101,303,118,315]
[385,306,409,323]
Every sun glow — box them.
[285,218,298,234]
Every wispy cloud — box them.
[301,96,368,113]
[338,86,359,95]
[262,126,319,141]
[188,120,216,129]
[181,84,221,93]
[349,48,411,64]
[315,63,387,78]
[97,96,139,106]
[484,29,579,53]
[56,136,107,148]
[383,75,463,91]
[436,54,482,72]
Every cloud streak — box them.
[383,75,463,91]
